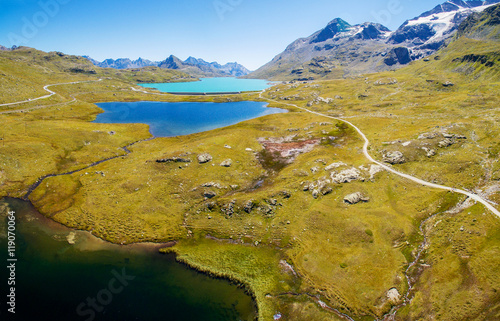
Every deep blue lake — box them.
[139,77,274,93]
[0,198,256,321]
[94,101,286,137]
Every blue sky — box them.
[0,0,446,70]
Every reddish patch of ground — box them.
[262,139,320,158]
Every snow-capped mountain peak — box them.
[389,0,500,59]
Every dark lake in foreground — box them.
[94,101,286,137]
[0,198,256,321]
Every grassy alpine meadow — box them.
[0,33,499,321]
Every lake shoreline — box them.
[1,197,259,320]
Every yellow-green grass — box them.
[0,38,499,320]
[397,202,500,320]
[169,239,293,320]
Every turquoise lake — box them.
[139,77,274,93]
[0,198,256,321]
[94,101,286,137]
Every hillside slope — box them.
[247,0,499,80]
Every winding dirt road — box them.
[2,80,497,217]
[0,78,102,108]
[260,92,500,218]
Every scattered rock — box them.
[66,232,77,245]
[442,81,454,87]
[320,122,332,126]
[310,167,320,174]
[325,162,347,171]
[221,200,236,217]
[244,200,255,213]
[280,191,292,199]
[259,204,274,216]
[108,131,116,135]
[224,145,232,149]
[422,147,436,157]
[438,138,454,148]
[369,165,384,179]
[387,288,401,303]
[374,78,398,85]
[402,141,412,147]
[383,151,406,164]
[245,148,253,152]
[279,260,298,276]
[202,182,226,189]
[418,132,439,139]
[220,159,233,167]
[156,157,191,163]
[312,189,320,199]
[203,191,217,199]
[197,153,213,164]
[332,168,361,184]
[321,186,333,195]
[344,192,370,205]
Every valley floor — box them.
[1,43,499,321]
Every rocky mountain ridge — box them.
[84,55,250,78]
[247,0,500,80]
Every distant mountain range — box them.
[83,55,250,78]
[247,0,500,80]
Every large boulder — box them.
[383,151,406,164]
[220,159,233,167]
[197,153,213,164]
[332,168,361,183]
[383,47,412,66]
[344,192,370,205]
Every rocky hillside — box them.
[85,55,250,78]
[390,0,500,59]
[457,1,500,39]
[0,46,194,97]
[247,0,500,80]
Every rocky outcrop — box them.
[325,162,347,171]
[197,153,213,164]
[344,192,370,205]
[156,157,191,163]
[66,232,77,245]
[438,138,455,148]
[387,288,401,303]
[201,182,226,189]
[383,151,406,164]
[221,200,237,217]
[220,159,233,167]
[384,47,412,66]
[422,147,437,157]
[418,132,439,139]
[369,165,385,179]
[203,191,217,199]
[331,168,362,183]
[244,200,255,213]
